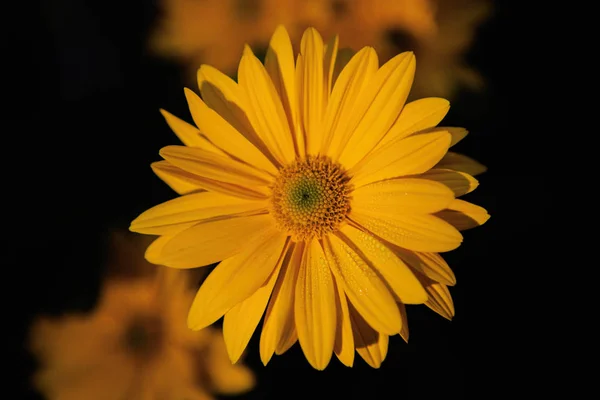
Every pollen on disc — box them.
[271,155,352,241]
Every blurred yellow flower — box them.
[131,26,489,369]
[149,0,490,98]
[29,266,254,399]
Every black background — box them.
[8,1,547,398]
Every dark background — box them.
[9,0,546,398]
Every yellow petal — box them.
[275,328,298,355]
[350,130,451,188]
[436,152,487,176]
[130,192,268,235]
[149,214,275,269]
[295,239,336,370]
[350,210,463,253]
[331,48,355,86]
[260,243,302,365]
[151,161,266,199]
[145,234,177,265]
[332,272,354,367]
[339,52,416,168]
[338,225,427,304]
[298,28,326,155]
[398,302,409,342]
[422,280,455,320]
[322,47,378,158]
[197,65,280,168]
[294,53,306,156]
[350,305,389,368]
[223,241,288,363]
[447,127,469,147]
[187,231,288,330]
[264,25,301,157]
[160,145,272,195]
[392,247,456,286]
[159,109,224,154]
[184,88,277,175]
[435,199,490,231]
[151,161,205,196]
[238,47,296,165]
[413,168,479,197]
[323,234,401,335]
[323,34,339,99]
[352,178,455,216]
[376,97,450,150]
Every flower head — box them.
[29,247,255,399]
[131,26,489,369]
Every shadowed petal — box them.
[435,199,490,230]
[187,231,288,330]
[148,214,275,269]
[295,239,336,370]
[435,151,487,176]
[350,130,451,188]
[223,240,289,363]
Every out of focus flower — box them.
[29,246,255,399]
[131,26,489,369]
[149,0,490,98]
[410,0,492,98]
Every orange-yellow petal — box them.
[159,109,225,154]
[130,192,268,235]
[183,88,278,175]
[151,161,205,196]
[275,328,298,356]
[148,214,275,269]
[447,127,469,147]
[323,234,401,335]
[331,48,355,87]
[398,302,409,342]
[376,97,450,150]
[338,225,427,304]
[187,230,288,330]
[322,47,378,157]
[423,280,455,320]
[260,243,302,365]
[338,52,416,168]
[352,178,454,216]
[298,27,326,155]
[264,25,300,156]
[151,161,267,199]
[294,239,336,370]
[392,247,456,286]
[159,145,272,196]
[435,199,490,231]
[197,65,279,167]
[435,151,487,176]
[350,130,451,188]
[323,34,339,100]
[332,272,354,367]
[223,242,288,363]
[413,168,479,197]
[350,209,463,253]
[350,305,389,368]
[238,47,296,165]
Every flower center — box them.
[271,155,352,241]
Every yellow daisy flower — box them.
[29,268,255,399]
[131,26,489,370]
